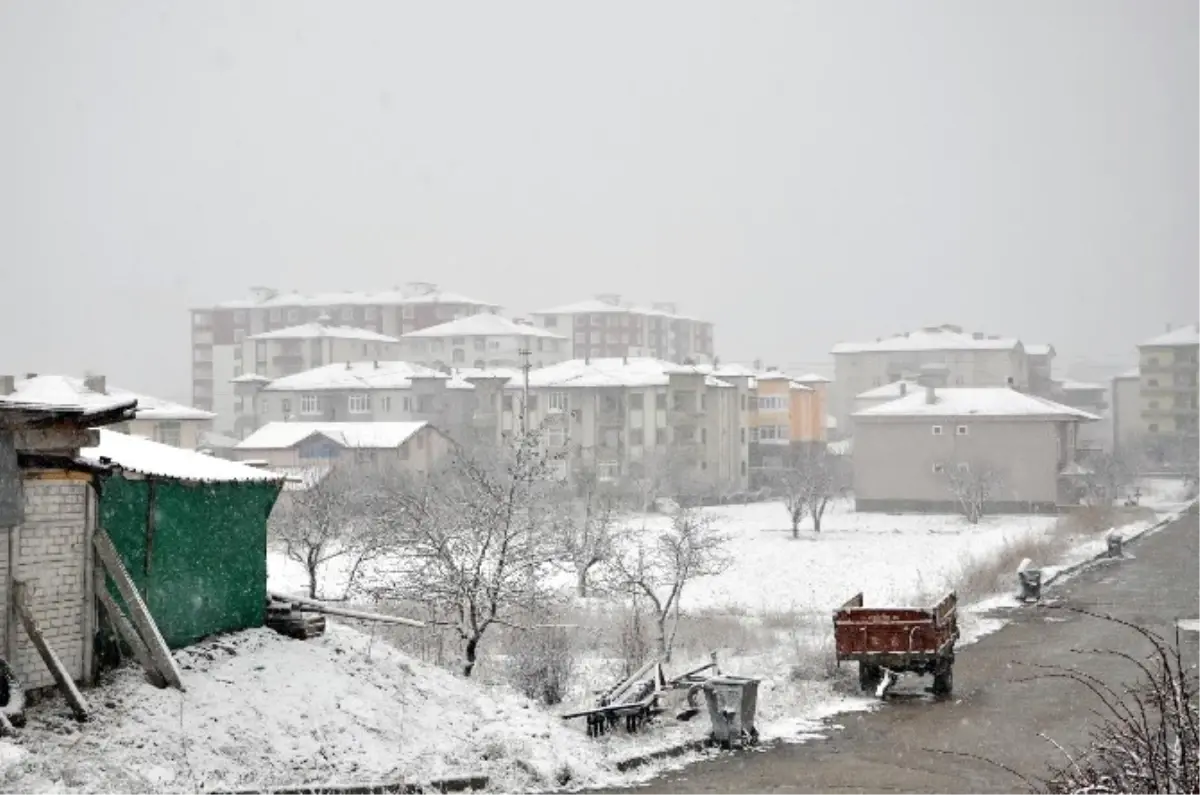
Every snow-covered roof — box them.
[793,373,831,384]
[262,361,450,392]
[236,422,429,451]
[531,298,703,322]
[248,323,399,343]
[213,287,499,310]
[1113,368,1140,380]
[451,367,521,383]
[197,430,242,450]
[82,430,283,483]
[3,375,211,421]
[521,358,731,389]
[1057,379,1106,392]
[1139,324,1200,348]
[856,380,920,400]
[231,373,273,384]
[788,381,815,392]
[832,325,1020,355]
[402,314,565,339]
[853,387,1099,421]
[1025,343,1055,357]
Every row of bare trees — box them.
[269,425,732,676]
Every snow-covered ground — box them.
[2,494,1191,793]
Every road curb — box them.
[209,774,489,795]
[1043,500,1197,590]
[612,739,711,773]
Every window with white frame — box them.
[269,308,281,322]
[349,393,370,414]
[402,305,414,319]
[548,391,568,413]
[281,398,291,415]
[287,309,300,322]
[364,306,377,320]
[233,310,247,324]
[546,426,567,447]
[300,394,320,415]
[955,425,969,436]
[931,425,944,436]
[154,422,182,447]
[341,307,353,321]
[403,396,413,412]
[597,461,619,482]
[381,396,392,412]
[932,462,945,473]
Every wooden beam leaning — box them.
[11,581,89,721]
[95,588,167,689]
[92,528,185,691]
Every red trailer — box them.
[832,591,959,696]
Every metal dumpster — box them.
[702,675,760,747]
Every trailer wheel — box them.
[859,663,882,692]
[932,662,953,696]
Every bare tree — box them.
[1077,452,1134,507]
[370,428,563,677]
[552,470,623,597]
[603,507,730,662]
[269,463,392,599]
[941,460,1005,524]
[774,446,844,537]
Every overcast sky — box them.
[1,1,1195,403]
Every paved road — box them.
[622,506,1199,794]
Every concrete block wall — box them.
[4,480,90,689]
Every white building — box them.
[529,294,715,364]
[399,314,568,370]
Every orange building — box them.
[749,371,829,474]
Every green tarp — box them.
[97,475,281,649]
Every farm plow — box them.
[561,654,760,748]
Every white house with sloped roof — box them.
[399,314,568,370]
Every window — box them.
[955,425,969,436]
[629,393,644,410]
[740,394,747,411]
[234,329,245,343]
[281,398,292,415]
[700,393,707,411]
[287,309,300,323]
[364,306,377,321]
[740,428,746,443]
[527,394,539,411]
[932,463,945,473]
[1148,378,1159,387]
[452,349,465,363]
[655,392,667,411]
[1149,423,1159,432]
[546,427,567,447]
[301,394,320,415]
[1150,400,1159,409]
[403,396,413,412]
[450,337,465,347]
[418,395,435,413]
[402,306,415,319]
[269,308,281,322]
[700,428,707,443]
[233,310,247,324]
[381,396,392,412]
[154,422,181,447]
[431,341,443,353]
[489,340,501,350]
[597,461,619,482]
[548,391,568,413]
[474,359,486,368]
[629,428,644,446]
[543,316,557,328]
[340,307,353,321]
[750,427,759,442]
[193,313,210,327]
[741,460,747,475]
[931,425,944,436]
[502,394,514,411]
[575,315,587,327]
[474,337,486,351]
[758,425,781,441]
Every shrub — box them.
[506,625,575,706]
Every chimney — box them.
[0,376,13,396]
[345,361,352,370]
[898,382,908,397]
[595,293,621,306]
[373,360,379,369]
[404,281,437,297]
[84,374,107,394]
[1006,376,1015,389]
[25,373,36,380]
[316,312,332,326]
[622,354,628,365]
[925,383,936,404]
[250,286,278,303]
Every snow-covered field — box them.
[1,491,1191,793]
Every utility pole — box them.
[518,348,532,434]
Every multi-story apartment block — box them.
[190,282,500,433]
[243,319,402,380]
[495,358,749,495]
[1053,379,1110,453]
[529,294,715,364]
[1136,323,1199,465]
[742,371,829,478]
[2,374,214,448]
[831,324,1036,434]
[1110,368,1141,458]
[400,314,569,371]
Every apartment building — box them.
[1,374,214,448]
[190,282,500,433]
[1110,368,1141,457]
[496,358,749,495]
[831,324,1035,434]
[1053,379,1110,453]
[233,421,451,475]
[231,360,489,441]
[399,314,569,370]
[1136,323,1199,464]
[743,371,829,479]
[243,319,402,380]
[529,294,715,364]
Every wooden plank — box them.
[93,527,185,691]
[11,581,90,721]
[95,587,167,688]
[268,591,426,628]
[11,428,95,454]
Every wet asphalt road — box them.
[617,505,1199,794]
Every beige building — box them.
[400,313,568,370]
[1110,368,1141,458]
[852,377,1097,514]
[1053,379,1110,453]
[1136,324,1199,465]
[233,421,451,474]
[497,358,749,495]
[831,325,1036,434]
[242,319,402,380]
[2,374,214,448]
[530,294,715,364]
[231,361,486,441]
[191,282,500,434]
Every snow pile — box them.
[0,626,615,794]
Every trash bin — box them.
[701,676,760,748]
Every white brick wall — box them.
[3,480,90,689]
